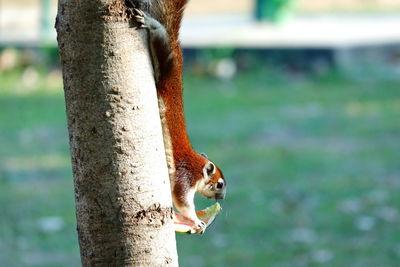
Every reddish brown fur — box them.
[154,0,207,188]
[158,52,207,188]
[151,0,225,212]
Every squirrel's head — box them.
[196,153,226,200]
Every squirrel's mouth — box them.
[215,193,225,200]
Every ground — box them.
[1,66,400,266]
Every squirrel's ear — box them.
[203,161,216,178]
[200,152,208,159]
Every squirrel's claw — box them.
[134,16,145,24]
[133,8,145,17]
[193,220,206,234]
[133,8,146,26]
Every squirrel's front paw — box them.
[193,219,206,234]
[133,8,146,27]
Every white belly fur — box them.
[157,95,175,191]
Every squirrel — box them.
[129,0,226,234]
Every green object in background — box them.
[255,0,294,22]
[174,203,222,234]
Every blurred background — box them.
[1,0,400,266]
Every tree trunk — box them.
[55,0,178,266]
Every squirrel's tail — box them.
[150,0,188,42]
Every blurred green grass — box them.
[1,67,400,266]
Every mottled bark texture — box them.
[55,0,178,266]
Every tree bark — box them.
[55,0,178,266]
